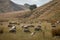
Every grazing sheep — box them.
[22,25,29,29]
[30,32,36,36]
[56,21,60,24]
[9,25,16,33]
[52,29,60,37]
[0,29,3,34]
[28,25,34,27]
[22,25,31,33]
[8,24,12,27]
[35,25,41,31]
[22,25,34,29]
[54,21,60,25]
[52,25,56,27]
[24,29,30,32]
[0,27,4,34]
[9,21,20,25]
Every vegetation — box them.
[0,9,4,13]
[29,4,37,10]
[0,0,60,40]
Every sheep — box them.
[28,25,34,27]
[21,25,34,28]
[8,24,12,27]
[22,25,29,29]
[52,25,56,28]
[9,21,20,25]
[34,25,41,31]
[56,21,60,24]
[0,27,4,34]
[30,32,36,36]
[9,25,16,33]
[24,29,31,33]
[0,29,3,34]
[21,25,31,33]
[52,29,60,37]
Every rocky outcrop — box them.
[0,0,29,13]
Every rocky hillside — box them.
[0,0,60,24]
[10,1,29,11]
[0,0,29,13]
[26,0,60,23]
[0,0,11,13]
[38,0,60,22]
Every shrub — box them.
[29,4,37,10]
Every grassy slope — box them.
[0,0,60,40]
[0,0,60,23]
[27,0,60,23]
[0,10,31,22]
[38,0,60,23]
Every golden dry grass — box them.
[0,21,60,40]
[0,0,60,40]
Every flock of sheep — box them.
[8,24,42,36]
[0,22,42,36]
[0,21,60,36]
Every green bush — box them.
[29,4,37,10]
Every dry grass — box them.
[0,0,60,40]
[0,21,60,40]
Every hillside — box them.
[0,0,60,40]
[38,0,60,22]
[0,0,60,24]
[10,1,29,11]
[27,0,60,23]
[0,0,29,13]
[0,10,31,22]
